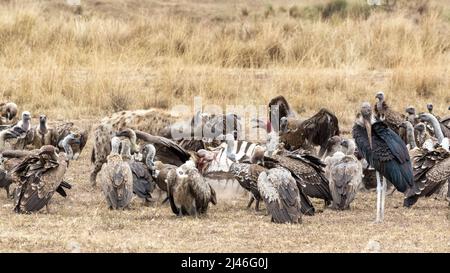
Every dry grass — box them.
[1,0,450,252]
[0,0,449,128]
[0,133,449,252]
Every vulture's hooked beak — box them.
[6,112,10,120]
[364,118,372,150]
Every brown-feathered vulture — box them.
[279,108,340,157]
[262,150,332,211]
[100,137,133,210]
[115,128,191,167]
[0,102,18,125]
[404,120,450,207]
[166,160,217,216]
[1,149,39,198]
[257,167,302,224]
[374,91,406,137]
[10,145,71,213]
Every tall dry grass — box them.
[0,0,449,128]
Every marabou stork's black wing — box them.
[352,122,413,193]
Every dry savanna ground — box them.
[1,0,450,252]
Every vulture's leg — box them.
[375,171,382,223]
[246,196,255,209]
[255,199,260,212]
[5,185,10,199]
[161,196,170,205]
[46,203,51,214]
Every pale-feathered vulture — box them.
[0,111,34,150]
[122,141,157,204]
[419,113,450,140]
[100,137,133,210]
[400,121,417,150]
[10,145,71,213]
[374,91,405,137]
[257,167,302,224]
[52,122,88,160]
[166,160,217,216]
[405,145,450,207]
[153,161,176,193]
[115,128,190,167]
[324,151,362,210]
[0,102,18,125]
[229,162,266,211]
[353,102,413,222]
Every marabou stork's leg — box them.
[381,176,387,222]
[375,171,382,223]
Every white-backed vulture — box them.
[166,160,217,216]
[257,167,302,224]
[419,113,450,140]
[10,145,71,213]
[324,150,362,210]
[0,111,34,150]
[100,137,133,209]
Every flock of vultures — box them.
[0,93,449,224]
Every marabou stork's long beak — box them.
[364,118,372,150]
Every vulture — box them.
[166,160,217,216]
[426,103,441,121]
[153,161,176,193]
[324,145,362,210]
[257,167,302,224]
[122,141,157,204]
[279,108,340,157]
[100,137,133,209]
[374,91,405,137]
[263,150,332,211]
[52,122,88,160]
[0,102,18,125]
[267,95,296,133]
[419,113,450,142]
[403,118,450,207]
[405,145,450,207]
[31,115,53,147]
[115,128,190,167]
[405,106,418,126]
[10,145,71,213]
[414,122,432,148]
[0,111,34,150]
[1,149,39,198]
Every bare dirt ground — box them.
[0,120,449,253]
